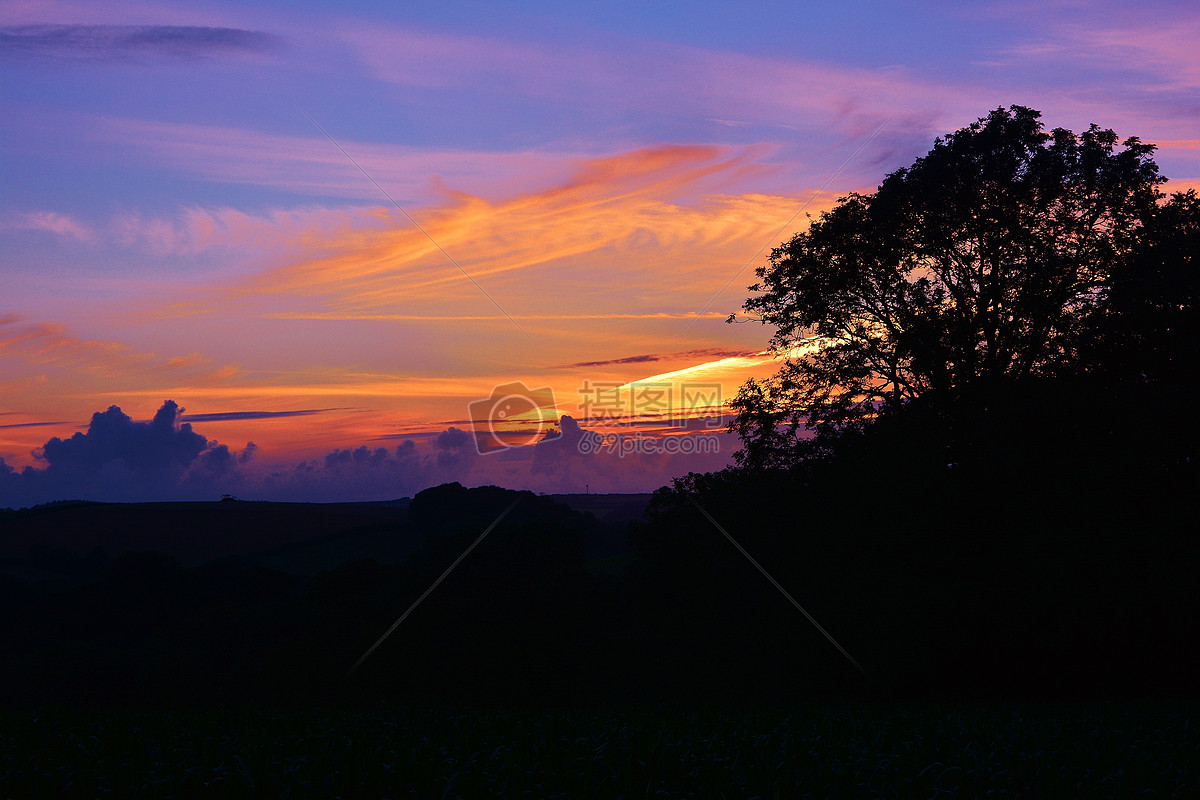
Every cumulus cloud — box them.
[40,401,206,474]
[0,400,254,508]
[1,405,740,508]
[524,416,736,494]
[222,414,734,503]
[433,426,479,476]
[0,25,281,63]
[252,440,427,502]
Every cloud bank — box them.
[0,400,252,506]
[0,401,738,507]
[0,24,280,62]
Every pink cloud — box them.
[108,205,396,258]
[0,316,236,388]
[1073,19,1200,91]
[1152,140,1200,151]
[4,211,92,241]
[342,23,978,137]
[992,10,1200,116]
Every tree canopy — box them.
[731,105,1195,470]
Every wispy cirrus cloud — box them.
[0,24,281,63]
[1,211,92,241]
[107,204,395,259]
[341,23,970,138]
[0,420,71,430]
[102,142,821,336]
[225,144,818,322]
[555,347,757,370]
[1152,140,1200,151]
[263,312,731,321]
[181,408,342,423]
[88,142,839,406]
[0,315,233,382]
[991,10,1200,105]
[1070,20,1200,90]
[0,318,136,374]
[83,115,585,202]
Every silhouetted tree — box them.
[731,106,1169,468]
[1093,190,1200,385]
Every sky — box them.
[2,0,1199,505]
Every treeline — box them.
[2,460,1196,710]
[640,395,1200,701]
[0,486,633,709]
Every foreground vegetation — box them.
[2,702,1196,798]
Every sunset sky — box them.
[3,0,1198,504]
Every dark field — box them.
[3,480,1197,797]
[2,702,1196,798]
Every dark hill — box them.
[0,500,410,570]
[0,492,648,581]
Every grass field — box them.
[2,702,1196,798]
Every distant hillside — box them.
[0,491,648,581]
[551,493,651,525]
[0,500,411,571]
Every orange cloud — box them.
[3,144,847,476]
[35,144,839,467]
[0,316,247,465]
[1153,140,1200,151]
[225,145,823,325]
[0,319,139,375]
